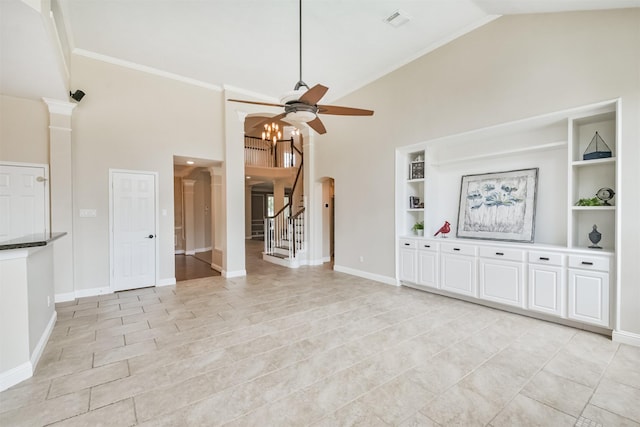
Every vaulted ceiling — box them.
[1,0,638,103]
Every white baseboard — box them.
[30,311,56,370]
[194,246,212,253]
[613,329,640,347]
[54,291,75,303]
[333,265,398,287]
[0,362,32,392]
[174,249,185,255]
[185,250,195,255]
[222,269,247,278]
[75,286,111,299]
[55,286,111,302]
[156,278,176,287]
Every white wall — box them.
[0,95,49,164]
[316,9,640,335]
[70,54,225,291]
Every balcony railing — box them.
[244,136,297,168]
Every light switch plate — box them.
[79,209,97,218]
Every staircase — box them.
[263,147,306,268]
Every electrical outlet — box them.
[47,296,51,307]
[359,256,364,262]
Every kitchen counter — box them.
[0,232,66,251]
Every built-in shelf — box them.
[432,141,567,166]
[572,157,616,168]
[572,206,616,211]
[407,179,425,183]
[407,208,424,212]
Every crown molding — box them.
[73,48,223,91]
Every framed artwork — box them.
[410,161,424,180]
[456,168,538,242]
[410,196,421,209]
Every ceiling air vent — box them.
[384,9,411,28]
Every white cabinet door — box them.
[568,269,609,327]
[399,247,417,283]
[479,259,525,308]
[440,253,476,297]
[417,250,438,288]
[528,264,565,317]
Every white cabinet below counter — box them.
[397,237,613,329]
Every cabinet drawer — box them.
[479,246,525,262]
[441,242,476,257]
[417,241,438,252]
[529,251,564,266]
[399,238,417,249]
[568,255,610,272]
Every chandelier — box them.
[262,122,282,144]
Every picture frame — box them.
[410,161,424,180]
[409,196,421,209]
[456,168,538,242]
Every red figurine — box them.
[434,221,450,237]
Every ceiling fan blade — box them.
[227,99,285,108]
[307,117,327,135]
[317,105,374,116]
[298,84,328,105]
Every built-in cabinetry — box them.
[395,99,620,330]
[399,238,613,328]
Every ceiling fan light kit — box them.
[228,0,374,135]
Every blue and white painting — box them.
[457,168,538,242]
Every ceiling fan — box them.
[227,0,374,135]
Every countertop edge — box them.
[0,232,68,251]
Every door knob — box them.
[147,234,155,239]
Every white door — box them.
[479,259,525,308]
[417,249,438,288]
[398,247,417,283]
[568,269,610,327]
[0,164,48,241]
[440,254,477,297]
[528,264,565,317]
[111,171,157,291]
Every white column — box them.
[303,131,323,265]
[245,184,252,239]
[222,91,246,277]
[182,179,196,256]
[42,98,76,298]
[208,167,223,271]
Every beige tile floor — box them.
[1,241,639,426]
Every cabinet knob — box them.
[424,245,430,248]
[540,257,549,261]
[453,248,460,251]
[404,243,410,246]
[495,252,504,256]
[581,261,594,266]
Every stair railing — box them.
[264,144,305,259]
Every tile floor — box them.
[1,241,639,426]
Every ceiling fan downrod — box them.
[294,0,308,91]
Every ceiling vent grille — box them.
[384,9,411,28]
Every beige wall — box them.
[0,95,49,164]
[317,9,640,334]
[70,54,225,291]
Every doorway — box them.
[173,157,222,281]
[321,178,335,266]
[110,170,157,291]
